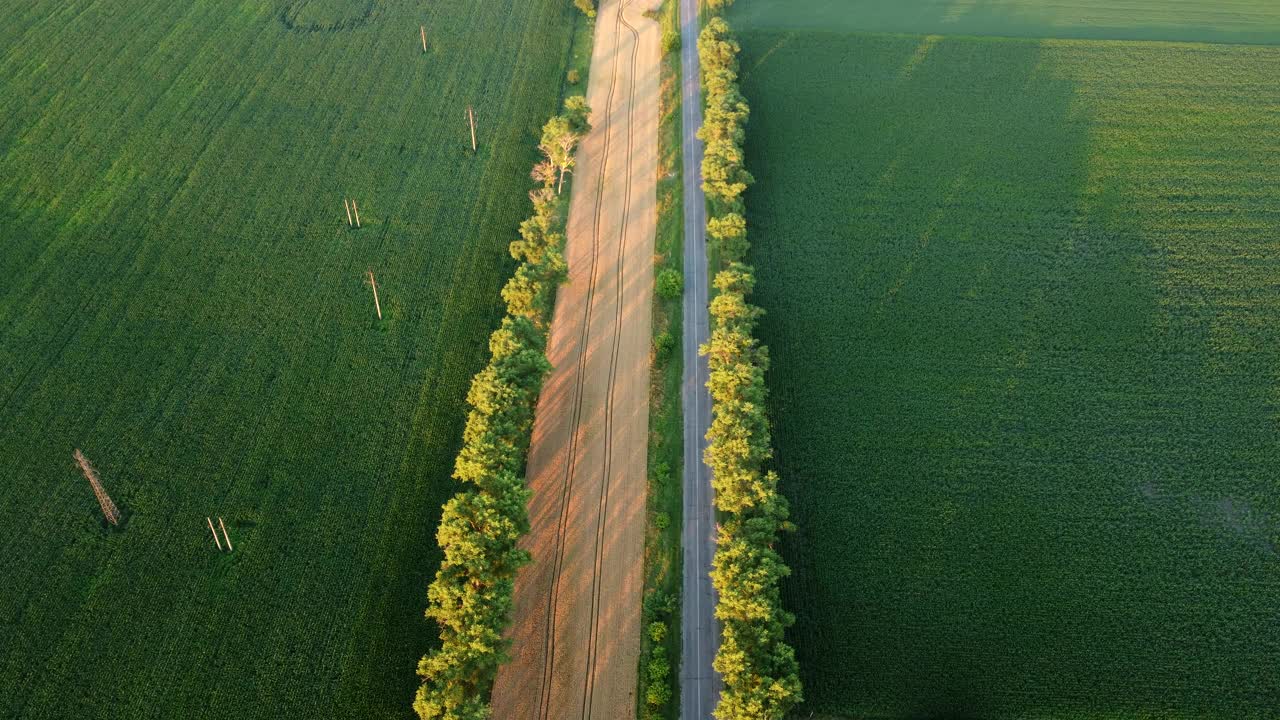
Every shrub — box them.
[654,511,670,532]
[643,625,673,715]
[567,69,580,85]
[650,459,672,489]
[574,0,596,19]
[656,268,683,300]
[654,330,675,363]
[662,27,679,55]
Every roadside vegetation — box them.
[414,98,592,720]
[637,2,686,718]
[696,7,803,720]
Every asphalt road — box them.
[678,0,721,717]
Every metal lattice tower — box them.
[74,449,120,525]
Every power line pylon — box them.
[74,449,120,525]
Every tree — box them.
[699,18,740,73]
[574,0,596,19]
[707,213,748,260]
[531,160,557,188]
[539,115,576,194]
[539,96,593,194]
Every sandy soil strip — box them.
[489,0,660,718]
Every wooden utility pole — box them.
[367,270,383,320]
[74,449,120,525]
[207,517,223,551]
[218,517,233,552]
[352,199,362,228]
[467,105,477,152]
[344,198,353,227]
[420,26,427,53]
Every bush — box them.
[656,268,683,300]
[650,460,672,491]
[643,625,673,714]
[643,588,678,620]
[567,69,580,85]
[654,511,670,532]
[653,330,675,364]
[662,27,679,55]
[574,0,596,19]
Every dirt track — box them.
[489,0,660,718]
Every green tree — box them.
[707,212,748,260]
[539,96,593,194]
[699,18,740,73]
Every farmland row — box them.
[0,1,580,718]
[734,21,1280,720]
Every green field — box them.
[730,1,1280,717]
[0,1,578,718]
[729,0,1280,44]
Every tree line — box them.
[697,12,804,720]
[413,97,591,720]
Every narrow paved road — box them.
[490,0,661,717]
[678,0,721,717]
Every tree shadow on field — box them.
[737,23,1219,719]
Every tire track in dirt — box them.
[534,0,626,710]
[490,0,659,717]
[580,5,641,718]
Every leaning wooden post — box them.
[367,270,383,320]
[344,198,353,227]
[207,517,223,551]
[467,105,477,152]
[218,517,233,552]
[74,449,120,525]
[352,199,362,228]
[420,26,427,53]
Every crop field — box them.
[730,1,1280,717]
[0,1,578,718]
[729,0,1280,44]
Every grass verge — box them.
[636,1,686,718]
[562,9,596,101]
